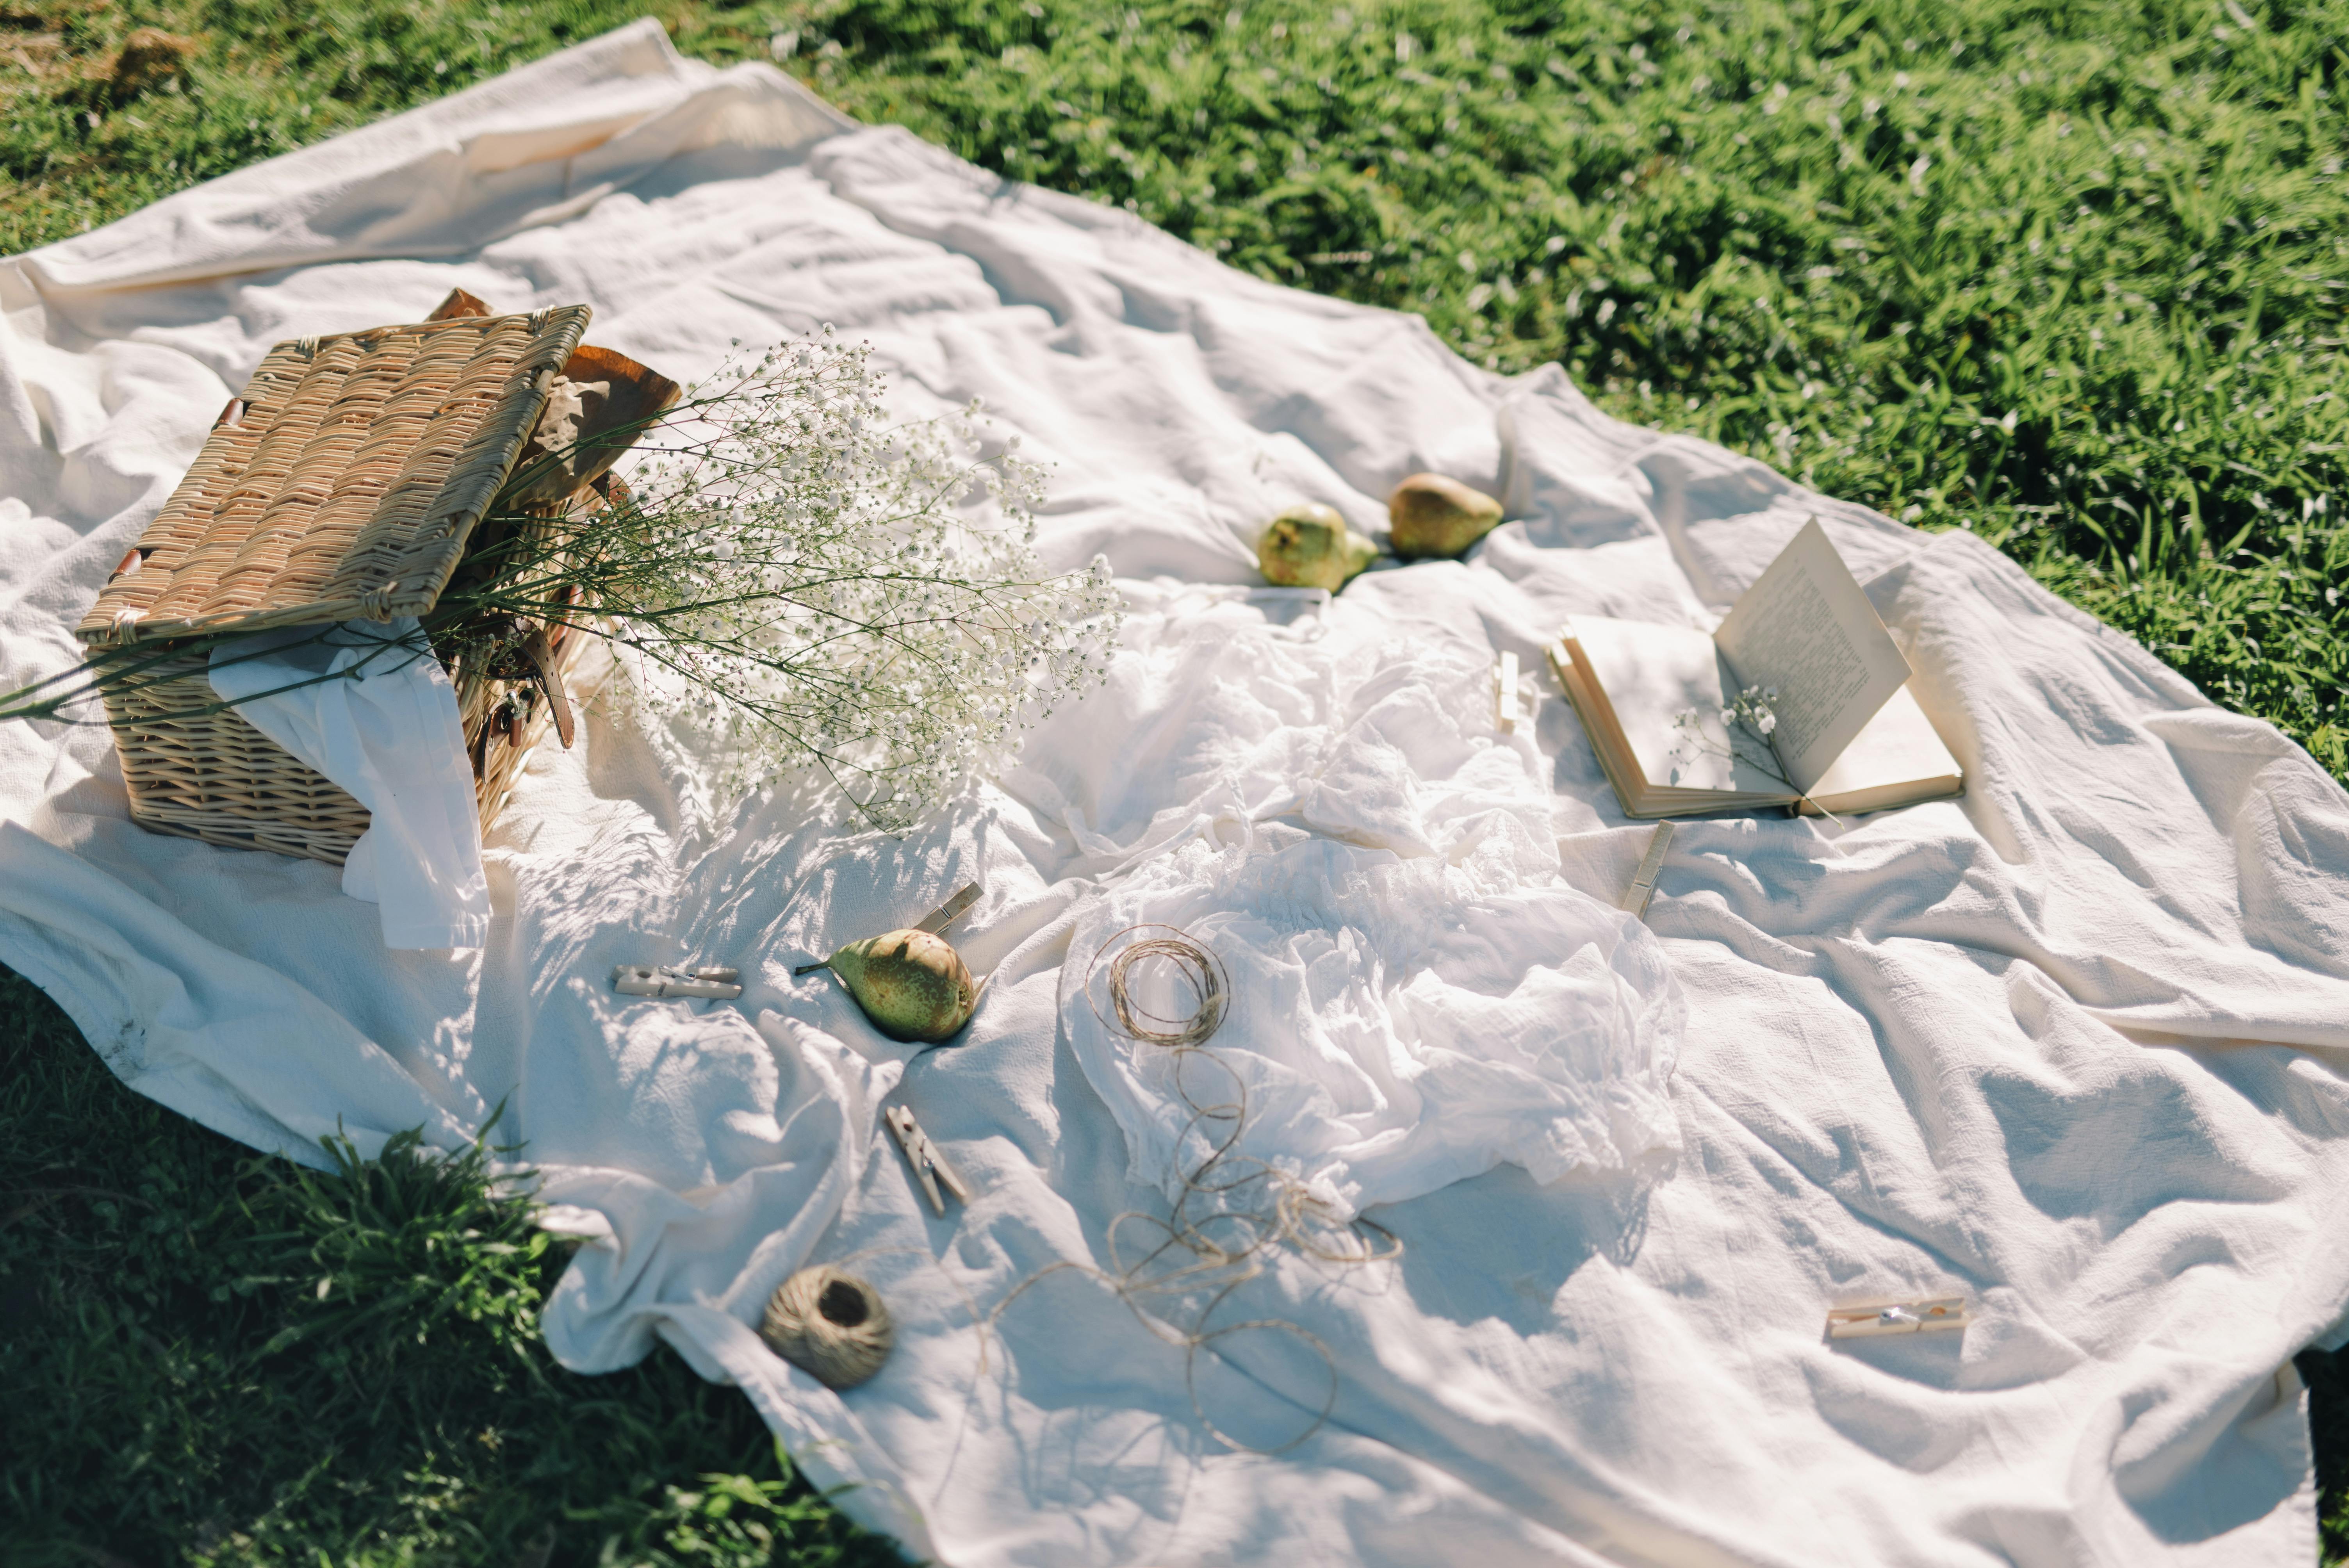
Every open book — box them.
[1548,520,1963,818]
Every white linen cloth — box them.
[4,21,2349,1568]
[1064,836,1683,1219]
[206,618,492,949]
[1056,635,1684,1221]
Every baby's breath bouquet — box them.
[0,328,1123,837]
[451,328,1123,830]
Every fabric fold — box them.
[207,619,491,950]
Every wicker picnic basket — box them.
[74,290,678,865]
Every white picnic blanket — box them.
[6,21,2349,1566]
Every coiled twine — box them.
[996,923,1399,1454]
[1097,924,1229,1048]
[760,1265,894,1389]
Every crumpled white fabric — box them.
[4,20,2349,1568]
[1057,637,1682,1220]
[537,1010,904,1374]
[1065,836,1683,1217]
[207,618,490,949]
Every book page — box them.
[1805,681,1961,800]
[1709,519,1912,793]
[1568,618,1796,796]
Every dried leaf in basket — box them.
[502,344,682,511]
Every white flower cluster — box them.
[1723,684,1779,738]
[1670,684,1790,788]
[581,328,1122,831]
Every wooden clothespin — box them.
[1826,1295,1970,1340]
[612,964,743,1000]
[1619,821,1674,922]
[886,1105,971,1215]
[1493,650,1521,734]
[914,882,982,935]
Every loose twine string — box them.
[765,923,1403,1452]
[984,923,1402,1455]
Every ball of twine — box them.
[1092,923,1230,1048]
[760,1265,894,1390]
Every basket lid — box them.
[77,305,591,647]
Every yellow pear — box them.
[1387,472,1503,559]
[1256,504,1378,592]
[816,928,977,1043]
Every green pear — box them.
[1387,472,1503,559]
[816,928,977,1042]
[1256,504,1379,592]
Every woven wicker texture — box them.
[103,622,592,867]
[107,650,377,864]
[76,306,590,648]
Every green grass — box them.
[3,0,2347,1561]
[0,976,903,1568]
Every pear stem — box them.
[792,961,831,977]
